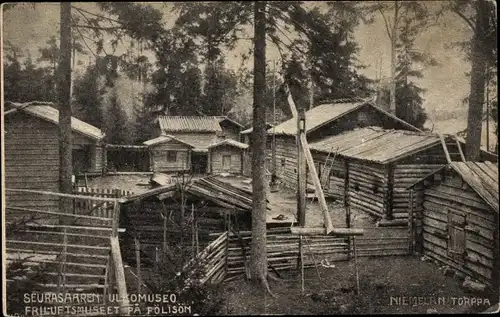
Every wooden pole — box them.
[454,135,466,162]
[272,59,277,179]
[345,160,351,259]
[285,87,334,233]
[439,134,452,164]
[297,109,307,227]
[134,237,142,293]
[353,237,360,295]
[110,236,130,316]
[58,2,73,224]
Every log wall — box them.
[209,145,243,175]
[393,164,445,220]
[149,142,191,172]
[419,172,498,285]
[4,112,102,212]
[348,161,389,218]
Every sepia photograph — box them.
[1,1,498,316]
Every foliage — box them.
[72,64,105,128]
[104,88,130,144]
[3,42,56,103]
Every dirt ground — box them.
[219,255,495,315]
[85,174,154,194]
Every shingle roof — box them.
[268,101,420,136]
[5,101,104,140]
[143,135,196,148]
[158,116,222,133]
[450,162,498,212]
[208,139,249,150]
[309,127,442,164]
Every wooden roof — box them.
[143,135,196,148]
[207,139,249,150]
[214,116,244,128]
[158,116,222,133]
[309,127,441,164]
[5,101,105,140]
[268,100,420,136]
[450,162,498,212]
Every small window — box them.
[372,184,379,194]
[281,158,286,167]
[223,155,232,170]
[167,151,177,162]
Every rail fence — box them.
[5,188,130,316]
[195,226,410,283]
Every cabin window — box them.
[447,210,466,257]
[166,151,177,162]
[281,158,286,167]
[223,155,232,170]
[372,184,379,194]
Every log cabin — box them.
[143,135,194,173]
[153,116,243,174]
[308,126,497,221]
[119,176,255,265]
[267,99,421,189]
[407,162,499,290]
[214,116,244,141]
[4,101,105,214]
[207,139,249,175]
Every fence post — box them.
[135,237,142,293]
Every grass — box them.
[219,255,495,315]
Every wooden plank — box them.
[6,188,118,202]
[439,134,452,164]
[452,163,498,211]
[291,227,364,236]
[285,85,334,234]
[454,135,466,162]
[110,236,130,316]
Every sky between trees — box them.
[1,2,493,136]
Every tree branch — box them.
[72,24,99,58]
[71,5,125,27]
[378,7,393,41]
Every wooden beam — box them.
[110,236,130,316]
[439,134,452,164]
[285,84,334,233]
[454,135,466,162]
[291,226,364,236]
[5,188,118,202]
[297,110,307,227]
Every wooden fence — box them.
[5,188,130,315]
[73,187,133,221]
[197,226,411,281]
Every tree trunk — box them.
[389,1,399,115]
[58,2,73,222]
[465,0,489,161]
[250,0,268,285]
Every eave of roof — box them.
[5,101,105,140]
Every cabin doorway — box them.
[192,152,208,174]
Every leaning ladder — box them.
[311,146,339,203]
